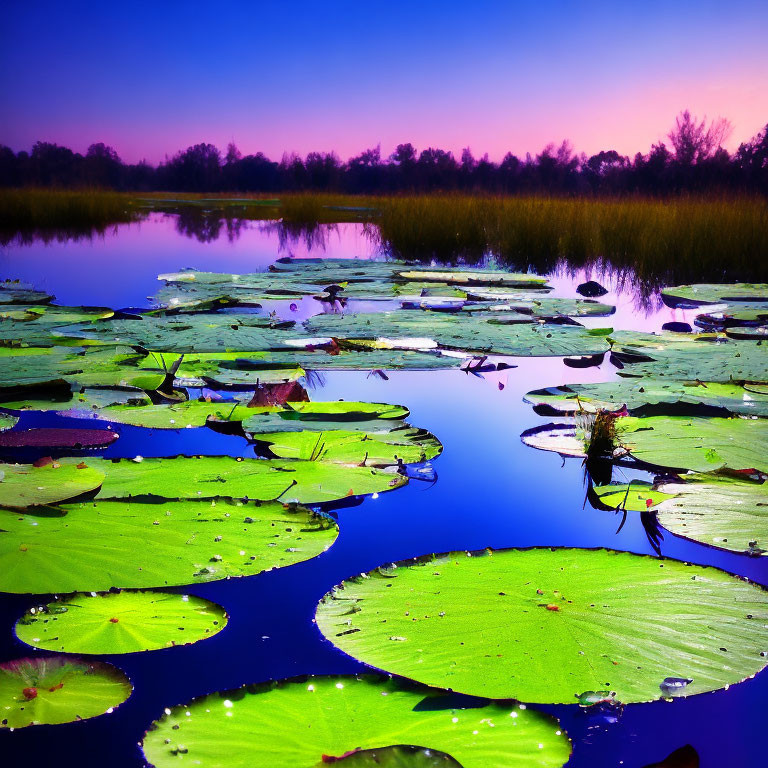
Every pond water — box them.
[0,214,766,768]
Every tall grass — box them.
[0,188,142,244]
[374,195,768,289]
[2,190,766,289]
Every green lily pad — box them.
[254,427,441,467]
[0,346,166,393]
[662,283,768,307]
[654,474,768,556]
[0,413,18,431]
[466,297,615,318]
[0,499,337,593]
[90,400,409,430]
[726,325,768,340]
[398,269,548,288]
[315,548,768,704]
[0,657,131,728]
[56,314,297,353]
[609,331,768,383]
[694,303,768,329]
[614,416,768,473]
[0,305,114,346]
[520,423,588,458]
[90,457,407,504]
[305,311,611,357]
[0,459,105,508]
[591,482,676,512]
[523,380,768,416]
[138,351,305,385]
[0,388,153,412]
[141,675,571,768]
[16,591,227,654]
[0,280,53,305]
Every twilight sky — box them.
[2,1,767,164]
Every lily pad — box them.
[466,297,615,318]
[16,591,227,654]
[661,283,768,307]
[591,482,676,512]
[614,416,768,473]
[609,331,768,383]
[523,380,768,416]
[0,280,53,305]
[329,745,461,766]
[0,427,119,449]
[0,459,105,508]
[92,400,409,430]
[253,427,441,467]
[520,423,588,458]
[0,499,337,593]
[56,314,297,353]
[398,269,548,288]
[0,413,18,431]
[654,474,768,556]
[315,548,768,704]
[0,388,153,412]
[0,657,131,728]
[0,305,114,345]
[693,303,768,330]
[90,457,407,504]
[0,346,167,393]
[141,675,571,768]
[305,311,611,357]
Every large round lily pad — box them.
[0,656,131,728]
[141,675,571,768]
[90,456,407,504]
[0,459,105,508]
[16,591,227,654]
[0,499,338,593]
[614,416,768,473]
[315,548,768,704]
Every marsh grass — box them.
[2,190,766,287]
[374,195,768,287]
[0,188,141,244]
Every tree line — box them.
[1,112,766,195]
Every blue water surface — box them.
[0,215,765,768]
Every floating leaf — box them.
[591,482,676,512]
[90,400,408,430]
[141,675,571,768]
[524,380,768,416]
[253,427,442,467]
[315,548,768,704]
[0,305,114,345]
[305,311,611,357]
[89,457,406,504]
[0,413,18,431]
[16,591,227,653]
[0,280,53,305]
[654,474,768,556]
[0,499,337,593]
[0,346,166,393]
[0,657,131,728]
[614,416,768,473]
[520,423,587,458]
[661,283,768,307]
[56,314,297,353]
[0,459,105,508]
[398,269,548,288]
[609,331,768,383]
[0,427,119,449]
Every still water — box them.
[1,214,765,768]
